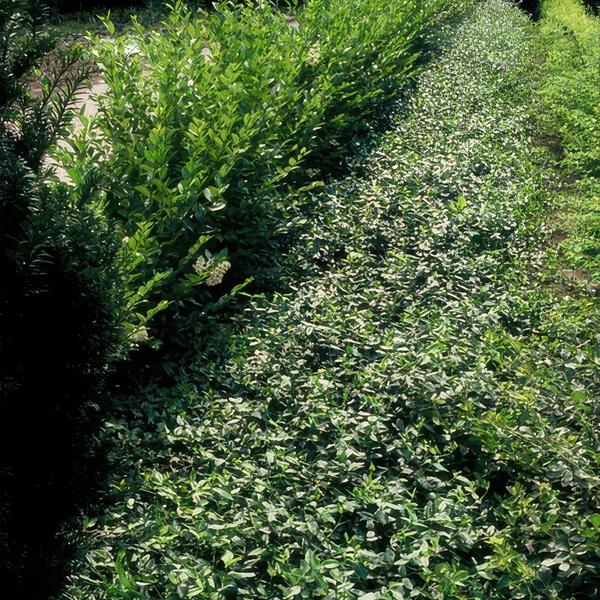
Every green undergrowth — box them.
[59,1,600,598]
[537,0,600,282]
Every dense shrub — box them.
[0,1,123,595]
[59,0,466,346]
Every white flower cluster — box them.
[193,254,231,286]
[193,256,207,274]
[306,42,321,67]
[130,325,149,343]
[206,260,231,287]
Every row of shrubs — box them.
[57,0,467,350]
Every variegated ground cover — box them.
[60,1,600,598]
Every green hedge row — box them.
[58,0,467,349]
[60,2,600,597]
[2,1,465,590]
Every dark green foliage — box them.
[0,1,123,595]
[520,0,541,19]
[50,0,146,15]
[582,0,599,15]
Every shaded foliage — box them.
[0,2,123,596]
[50,0,146,16]
[520,0,541,20]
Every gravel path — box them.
[47,76,107,181]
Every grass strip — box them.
[537,0,600,282]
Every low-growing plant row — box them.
[538,0,600,281]
[57,1,600,598]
